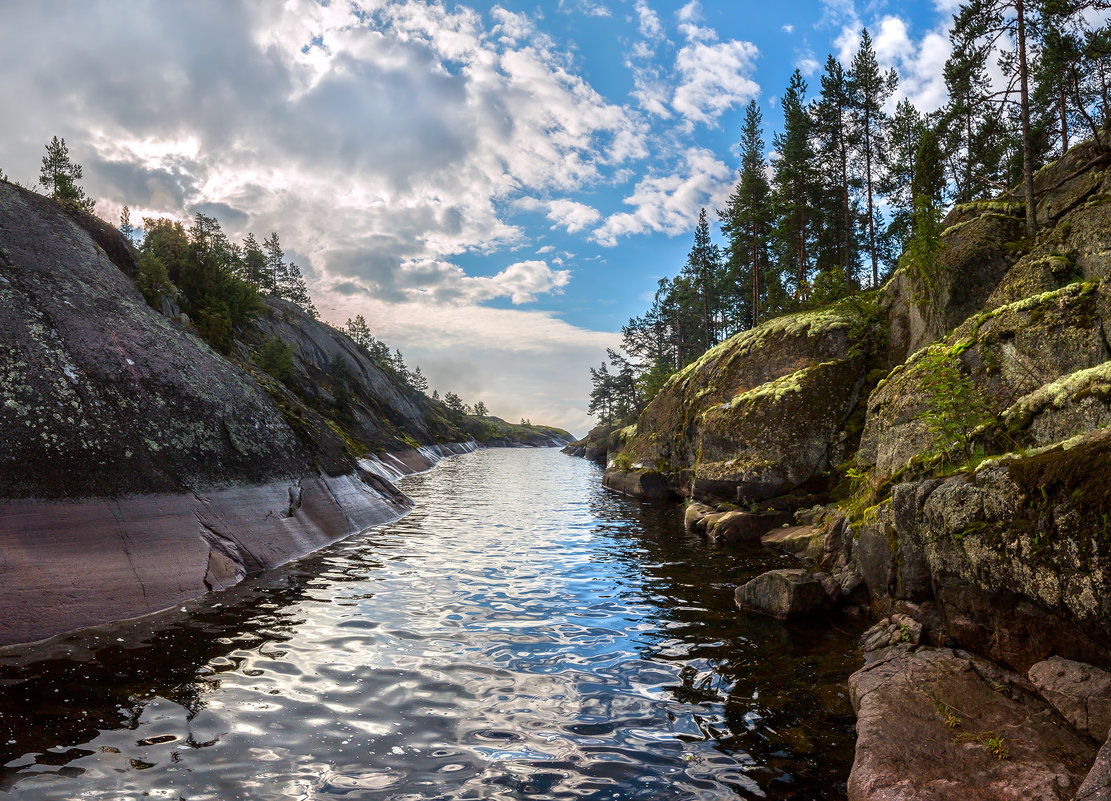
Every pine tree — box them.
[773,70,817,302]
[38,136,95,212]
[681,208,720,350]
[241,234,267,288]
[720,99,774,329]
[262,232,284,293]
[880,99,926,256]
[280,262,318,318]
[410,365,429,393]
[345,315,372,350]
[812,55,859,288]
[850,29,898,286]
[119,206,135,245]
[473,400,489,416]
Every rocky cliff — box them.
[0,179,565,647]
[589,135,1111,799]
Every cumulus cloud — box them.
[666,7,760,129]
[592,147,734,246]
[545,199,603,233]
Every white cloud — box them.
[797,51,820,76]
[782,24,795,34]
[557,0,612,18]
[592,147,734,246]
[0,0,649,426]
[672,36,760,127]
[634,0,664,41]
[545,199,602,233]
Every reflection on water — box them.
[0,449,864,799]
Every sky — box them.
[0,0,963,437]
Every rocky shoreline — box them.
[0,442,479,649]
[567,136,1111,799]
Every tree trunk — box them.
[864,108,877,286]
[751,221,760,328]
[1017,0,1037,236]
[839,101,851,283]
[1059,88,1069,156]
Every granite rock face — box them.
[0,181,309,499]
[1028,656,1111,742]
[604,303,875,501]
[848,647,1094,801]
[0,180,484,646]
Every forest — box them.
[588,0,1111,423]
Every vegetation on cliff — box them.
[587,0,1111,427]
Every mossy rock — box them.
[696,357,866,501]
[861,281,1111,479]
[618,300,874,493]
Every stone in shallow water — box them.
[734,568,827,621]
[847,646,1094,801]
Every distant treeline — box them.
[589,0,1111,424]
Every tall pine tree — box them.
[850,29,897,287]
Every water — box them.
[0,449,865,800]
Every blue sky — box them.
[0,0,960,435]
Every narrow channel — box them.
[0,449,866,800]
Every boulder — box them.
[683,501,717,533]
[611,303,874,502]
[601,467,675,500]
[761,524,825,560]
[734,568,828,621]
[1077,736,1111,801]
[848,647,1095,801]
[1028,657,1111,742]
[707,509,795,543]
[860,614,923,658]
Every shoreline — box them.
[0,441,482,650]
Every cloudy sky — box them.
[0,0,959,436]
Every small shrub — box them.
[256,337,293,383]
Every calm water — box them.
[0,449,864,800]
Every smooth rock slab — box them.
[0,470,412,647]
[734,568,827,621]
[1028,656,1111,742]
[848,646,1095,801]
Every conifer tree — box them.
[38,136,95,212]
[262,232,284,293]
[119,206,135,245]
[241,234,267,287]
[473,400,489,416]
[880,99,927,256]
[720,99,773,329]
[410,365,429,393]
[345,315,373,351]
[681,209,720,350]
[813,55,859,287]
[773,70,816,301]
[850,29,897,286]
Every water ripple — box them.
[0,449,864,799]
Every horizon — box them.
[0,0,961,438]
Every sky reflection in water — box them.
[0,449,865,800]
